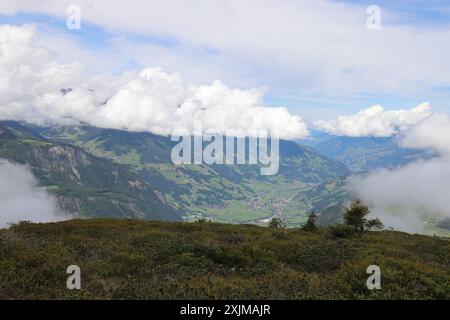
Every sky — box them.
[1,0,449,123]
[1,1,450,232]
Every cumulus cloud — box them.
[401,113,450,155]
[349,113,450,234]
[315,103,432,137]
[0,159,65,228]
[0,24,309,139]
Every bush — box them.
[327,224,356,239]
[269,217,285,228]
[0,219,448,300]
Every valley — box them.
[1,120,449,235]
[34,123,349,226]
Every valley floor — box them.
[1,219,449,300]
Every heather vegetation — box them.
[0,218,448,300]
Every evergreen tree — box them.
[302,211,318,233]
[269,217,284,228]
[344,199,383,233]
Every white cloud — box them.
[93,72,308,138]
[0,24,309,139]
[314,103,432,137]
[0,159,64,228]
[2,0,450,96]
[349,113,450,234]
[401,113,450,155]
[349,156,450,234]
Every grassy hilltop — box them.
[0,219,449,300]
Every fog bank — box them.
[0,159,66,228]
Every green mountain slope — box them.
[38,124,350,223]
[1,219,449,299]
[40,125,349,182]
[283,176,353,226]
[288,176,352,213]
[313,136,432,173]
[0,123,180,221]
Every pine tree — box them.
[302,211,318,233]
[344,199,383,233]
[269,217,284,228]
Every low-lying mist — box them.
[0,159,66,228]
[348,114,450,234]
[348,157,450,233]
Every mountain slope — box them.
[40,125,349,183]
[39,124,350,223]
[313,136,432,172]
[0,123,180,221]
[1,219,449,299]
[288,176,353,213]
[277,141,349,182]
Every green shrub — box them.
[0,219,448,300]
[269,217,285,228]
[327,224,356,239]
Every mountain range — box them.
[1,120,445,232]
[0,121,349,226]
[300,131,433,173]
